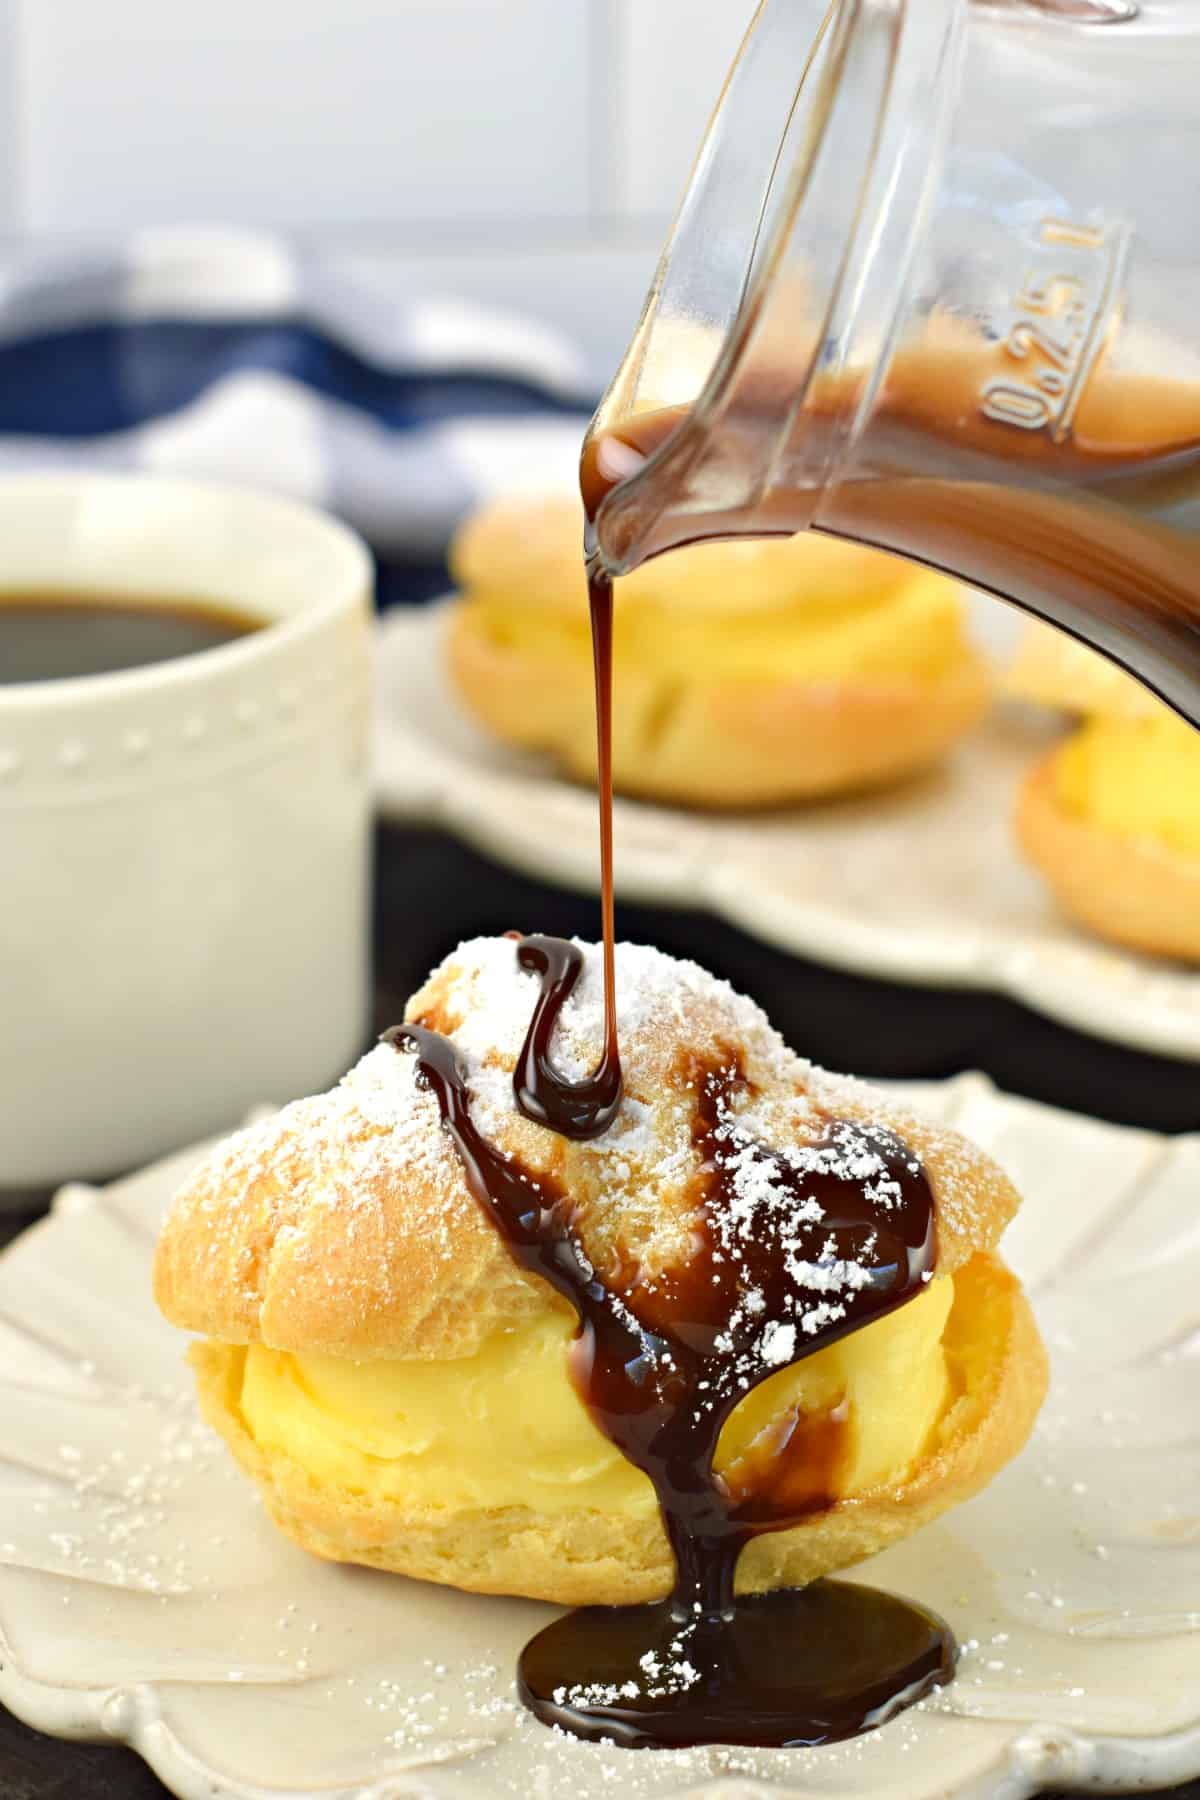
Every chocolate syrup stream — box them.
[505,547,622,1142]
[587,539,620,1093]
[376,458,959,1749]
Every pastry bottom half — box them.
[190,1252,1045,1606]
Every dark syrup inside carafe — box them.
[581,343,1200,726]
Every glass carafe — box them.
[582,0,1200,722]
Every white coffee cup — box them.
[0,473,373,1198]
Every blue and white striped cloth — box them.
[0,228,594,585]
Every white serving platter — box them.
[1,1074,1197,1799]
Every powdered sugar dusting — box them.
[796,1064,1006,1264]
[426,938,1007,1260]
[184,1043,457,1223]
[216,1053,444,1208]
[159,1040,473,1345]
[431,935,795,1090]
[160,935,1008,1355]
[551,1618,704,1712]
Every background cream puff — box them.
[155,936,1046,1605]
[447,496,992,808]
[1008,624,1200,961]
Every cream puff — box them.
[1008,624,1200,961]
[446,497,992,808]
[155,936,1045,1606]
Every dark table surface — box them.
[1,821,1198,1799]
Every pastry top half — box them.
[156,937,1018,1367]
[154,943,1021,1360]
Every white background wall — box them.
[0,0,756,382]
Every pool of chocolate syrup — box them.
[522,1582,952,1750]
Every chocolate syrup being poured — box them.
[379,433,964,1748]
[588,546,620,1094]
[386,940,953,1749]
[512,934,621,1139]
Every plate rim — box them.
[3,1617,1199,1800]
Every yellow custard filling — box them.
[1054,712,1200,854]
[466,571,972,687]
[239,1274,954,1520]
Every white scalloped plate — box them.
[373,604,1200,1063]
[1,1075,1199,1800]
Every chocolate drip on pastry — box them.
[384,1016,613,1314]
[385,960,953,1749]
[512,934,622,1139]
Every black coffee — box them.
[0,595,264,684]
